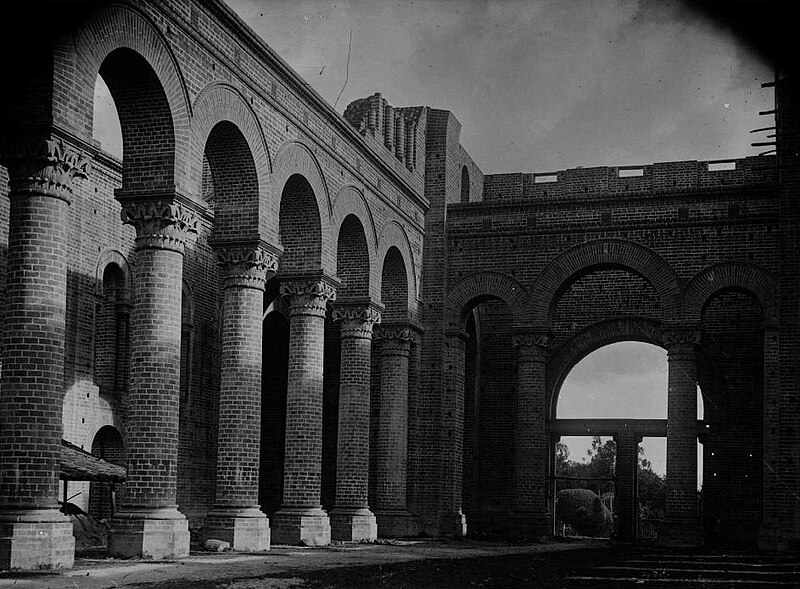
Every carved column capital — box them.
[4,136,92,203]
[120,199,200,252]
[214,241,280,290]
[663,328,701,360]
[375,323,414,356]
[512,329,551,363]
[332,302,383,339]
[280,275,338,317]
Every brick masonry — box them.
[0,0,798,570]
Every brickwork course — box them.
[0,0,798,571]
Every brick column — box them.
[373,325,417,537]
[509,330,550,538]
[759,321,780,548]
[271,275,337,546]
[439,327,467,537]
[205,241,280,551]
[329,302,382,542]
[0,136,91,571]
[108,197,199,559]
[615,429,641,541]
[661,329,703,547]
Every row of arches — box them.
[447,239,772,546]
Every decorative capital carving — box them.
[280,276,337,316]
[120,200,200,251]
[376,324,413,356]
[215,243,280,290]
[5,137,92,201]
[663,328,701,359]
[332,303,382,339]
[512,329,551,362]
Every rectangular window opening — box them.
[707,160,737,172]
[618,167,644,178]
[534,173,558,184]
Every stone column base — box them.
[440,511,467,538]
[329,508,377,542]
[271,508,330,546]
[0,510,75,571]
[375,509,421,538]
[205,508,270,552]
[507,510,550,540]
[109,508,190,559]
[656,517,704,548]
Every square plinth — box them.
[0,519,74,571]
[109,515,190,559]
[205,512,270,552]
[375,509,422,538]
[271,509,330,546]
[330,509,377,542]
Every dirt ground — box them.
[0,538,614,589]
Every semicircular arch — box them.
[64,2,191,191]
[272,141,333,272]
[684,262,776,324]
[95,250,131,297]
[546,317,665,418]
[531,239,681,327]
[189,82,272,240]
[332,186,379,300]
[377,220,418,315]
[446,271,529,330]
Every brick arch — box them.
[95,250,131,298]
[531,239,682,327]
[546,317,665,418]
[332,186,379,300]
[63,2,190,192]
[684,262,777,324]
[377,221,417,315]
[190,83,272,241]
[273,141,333,274]
[446,271,529,330]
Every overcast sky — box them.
[226,0,773,173]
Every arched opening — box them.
[554,342,668,539]
[204,120,259,232]
[460,166,470,204]
[259,285,289,517]
[88,425,125,523]
[458,297,515,534]
[336,215,370,300]
[93,263,130,402]
[94,47,175,191]
[379,247,408,323]
[279,174,323,273]
[700,288,764,548]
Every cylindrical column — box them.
[0,136,91,571]
[271,276,337,546]
[384,105,395,150]
[662,329,703,547]
[439,327,467,536]
[109,197,199,559]
[374,325,415,537]
[205,242,279,551]
[394,114,406,163]
[510,330,550,538]
[329,303,382,541]
[615,430,640,541]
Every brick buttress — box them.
[205,241,280,551]
[660,329,703,547]
[373,325,418,537]
[509,330,550,538]
[329,302,382,542]
[271,275,337,546]
[108,196,199,559]
[0,135,91,571]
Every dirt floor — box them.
[0,538,614,589]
